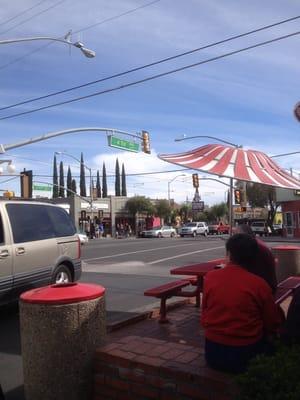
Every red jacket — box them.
[201,263,282,346]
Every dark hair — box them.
[226,233,258,269]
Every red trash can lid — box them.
[272,245,300,251]
[20,283,105,305]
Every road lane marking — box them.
[83,242,218,262]
[148,246,224,265]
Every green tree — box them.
[125,196,154,216]
[121,163,127,196]
[179,203,192,223]
[155,199,172,223]
[59,161,65,197]
[115,158,121,196]
[102,162,107,198]
[66,166,72,197]
[80,152,86,197]
[209,202,228,222]
[96,170,101,198]
[71,179,77,194]
[52,154,58,198]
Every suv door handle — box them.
[16,247,25,255]
[0,249,9,258]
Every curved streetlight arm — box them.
[1,127,143,153]
[168,174,186,204]
[175,135,241,148]
[199,177,231,188]
[0,34,96,58]
[271,150,300,158]
[55,151,91,173]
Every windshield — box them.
[185,223,197,227]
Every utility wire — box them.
[0,0,49,28]
[0,0,67,36]
[1,29,299,121]
[0,0,162,72]
[74,0,161,34]
[1,14,299,112]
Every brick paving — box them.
[93,301,237,400]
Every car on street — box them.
[272,224,283,236]
[179,222,209,237]
[77,230,89,245]
[251,221,271,236]
[207,222,230,235]
[141,226,176,238]
[0,200,82,306]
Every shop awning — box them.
[159,144,300,189]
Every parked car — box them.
[273,224,283,236]
[179,222,209,237]
[251,221,271,236]
[208,222,230,235]
[141,226,176,238]
[77,230,89,245]
[0,200,82,306]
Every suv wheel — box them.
[192,231,197,237]
[157,232,162,238]
[203,231,208,237]
[52,264,72,284]
[170,232,175,238]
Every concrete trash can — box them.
[19,282,106,400]
[272,246,300,283]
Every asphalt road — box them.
[0,235,282,399]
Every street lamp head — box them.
[7,163,16,173]
[73,41,96,58]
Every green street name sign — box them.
[33,184,51,191]
[108,135,139,153]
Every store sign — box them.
[192,201,204,211]
[108,135,139,153]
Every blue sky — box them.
[1,0,300,205]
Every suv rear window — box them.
[6,204,76,243]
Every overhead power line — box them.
[0,0,162,71]
[1,14,299,112]
[0,0,67,36]
[1,29,299,121]
[0,0,49,28]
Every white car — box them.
[250,221,271,236]
[179,222,209,237]
[141,226,176,238]
[77,231,89,245]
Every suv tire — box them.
[52,264,72,284]
[192,231,197,237]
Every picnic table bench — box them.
[145,259,300,323]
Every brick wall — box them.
[93,335,237,400]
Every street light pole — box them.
[0,32,96,58]
[55,151,94,229]
[168,174,186,205]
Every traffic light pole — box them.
[0,127,148,154]
[229,178,233,236]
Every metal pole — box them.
[168,182,171,206]
[89,167,94,232]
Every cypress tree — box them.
[80,152,86,197]
[52,154,58,198]
[115,158,121,196]
[102,162,107,198]
[96,170,101,198]
[71,179,77,194]
[59,161,65,197]
[121,163,127,196]
[67,166,72,197]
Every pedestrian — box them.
[99,222,104,238]
[236,224,277,293]
[201,233,283,373]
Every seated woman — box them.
[201,233,282,373]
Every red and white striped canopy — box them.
[159,144,300,189]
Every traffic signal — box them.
[20,169,33,198]
[3,191,15,199]
[192,173,199,188]
[141,131,151,154]
[234,189,241,204]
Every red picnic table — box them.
[170,258,226,307]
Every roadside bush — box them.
[236,345,300,400]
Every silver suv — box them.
[179,222,209,237]
[0,200,81,305]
